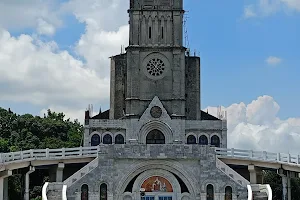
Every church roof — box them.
[91,109,110,119]
[200,110,220,120]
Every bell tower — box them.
[110,0,200,120]
[125,0,188,118]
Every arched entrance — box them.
[146,129,165,144]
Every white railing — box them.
[215,148,300,165]
[62,185,67,200]
[0,146,99,164]
[42,182,49,200]
[63,157,99,187]
[216,158,250,187]
[265,184,272,200]
[247,185,252,200]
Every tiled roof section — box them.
[201,110,220,120]
[91,110,110,119]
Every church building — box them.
[67,0,248,199]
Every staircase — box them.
[216,158,250,187]
[63,156,99,187]
[247,184,272,200]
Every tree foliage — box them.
[0,107,83,152]
[0,107,83,199]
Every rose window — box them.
[146,58,165,76]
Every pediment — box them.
[140,96,171,121]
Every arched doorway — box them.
[146,129,165,144]
[132,169,182,200]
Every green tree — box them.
[0,107,83,199]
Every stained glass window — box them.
[187,135,196,144]
[199,135,208,145]
[211,135,220,147]
[91,134,100,146]
[146,129,165,144]
[103,134,112,144]
[115,134,125,144]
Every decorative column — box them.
[24,166,35,200]
[0,170,12,200]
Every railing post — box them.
[62,148,65,158]
[12,152,14,161]
[46,148,49,158]
[277,153,280,162]
[0,153,2,162]
[79,146,83,156]
[30,150,33,158]
[231,148,234,157]
[263,151,267,160]
[288,154,291,163]
[20,151,23,160]
[249,150,253,158]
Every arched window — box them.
[146,129,165,144]
[211,135,220,147]
[91,134,100,146]
[225,186,232,200]
[100,183,107,200]
[81,184,88,200]
[187,135,196,144]
[103,134,112,144]
[115,134,125,144]
[199,135,208,145]
[207,184,214,200]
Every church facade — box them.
[67,0,248,199]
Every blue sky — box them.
[0,0,300,152]
[3,0,299,119]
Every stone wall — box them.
[67,145,247,200]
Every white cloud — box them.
[0,0,129,116]
[205,95,300,154]
[0,28,110,109]
[62,0,129,76]
[0,0,62,35]
[243,0,300,18]
[266,56,282,65]
[281,0,300,11]
[244,5,257,18]
[37,19,56,36]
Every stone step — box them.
[253,191,268,200]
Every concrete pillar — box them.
[282,175,288,200]
[287,175,291,200]
[0,170,12,200]
[49,163,65,182]
[248,165,262,184]
[56,163,65,182]
[24,166,35,200]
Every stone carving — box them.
[147,58,165,76]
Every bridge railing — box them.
[0,146,99,163]
[215,148,300,165]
